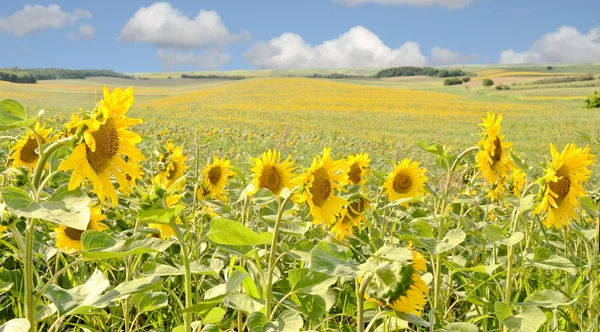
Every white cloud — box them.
[66,24,95,40]
[245,26,427,69]
[0,4,91,36]
[156,49,231,71]
[119,2,250,49]
[499,26,600,64]
[334,0,477,9]
[431,47,479,65]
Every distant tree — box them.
[546,66,554,70]
[443,78,463,86]
[585,91,600,108]
[482,78,494,87]
[168,76,173,79]
[462,77,471,82]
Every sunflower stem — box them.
[356,273,372,332]
[173,221,192,332]
[265,193,292,318]
[503,208,521,331]
[24,218,37,331]
[449,146,479,174]
[32,136,72,189]
[591,216,600,325]
[35,258,81,304]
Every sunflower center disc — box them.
[20,137,40,163]
[492,137,502,163]
[86,118,119,174]
[64,227,85,241]
[208,166,222,185]
[348,162,362,184]
[310,167,332,207]
[393,174,412,194]
[261,166,281,192]
[549,166,570,204]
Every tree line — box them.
[374,66,472,78]
[0,71,37,84]
[181,74,245,80]
[0,67,133,83]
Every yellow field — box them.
[1,76,596,165]
[145,77,539,115]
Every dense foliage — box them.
[482,78,495,87]
[374,66,472,78]
[585,90,600,108]
[181,74,246,80]
[0,67,133,80]
[0,71,37,84]
[443,77,463,86]
[310,73,364,79]
[533,74,595,84]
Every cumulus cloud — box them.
[66,24,95,40]
[334,0,477,9]
[156,49,231,71]
[499,26,600,64]
[431,47,479,65]
[119,2,250,49]
[245,26,427,69]
[0,4,91,36]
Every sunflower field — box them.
[0,86,599,332]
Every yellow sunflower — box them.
[55,204,107,252]
[58,86,145,207]
[345,153,371,185]
[293,148,348,226]
[10,122,53,170]
[202,157,235,198]
[0,225,6,233]
[475,113,515,185]
[148,195,182,240]
[509,169,526,197]
[155,140,188,188]
[250,149,295,195]
[366,249,429,316]
[533,143,594,229]
[56,114,83,139]
[383,159,427,202]
[388,274,429,315]
[332,197,369,240]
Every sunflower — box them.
[155,140,188,188]
[202,157,235,198]
[250,149,295,195]
[293,148,348,226]
[383,159,427,202]
[56,114,83,139]
[365,249,429,316]
[533,143,594,229]
[332,197,369,240]
[475,113,515,185]
[58,86,144,207]
[345,153,371,185]
[148,195,182,240]
[0,225,6,233]
[55,204,107,252]
[10,122,53,170]
[509,169,526,197]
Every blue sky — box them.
[0,0,599,72]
